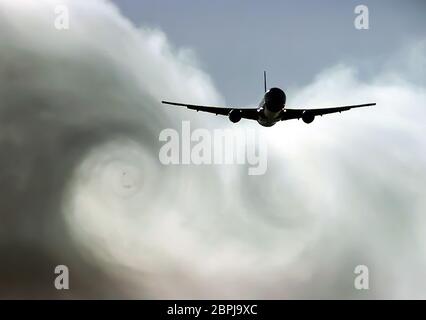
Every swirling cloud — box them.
[0,0,425,299]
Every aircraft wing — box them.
[161,101,259,120]
[282,103,376,121]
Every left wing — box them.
[282,103,376,121]
[161,101,259,120]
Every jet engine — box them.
[228,109,242,123]
[302,111,315,124]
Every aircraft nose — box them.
[265,87,286,110]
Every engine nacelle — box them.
[228,109,242,123]
[302,111,315,124]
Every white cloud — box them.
[0,0,425,298]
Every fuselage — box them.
[257,87,286,127]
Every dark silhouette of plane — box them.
[162,71,375,127]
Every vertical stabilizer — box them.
[263,71,267,93]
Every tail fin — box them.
[263,71,267,92]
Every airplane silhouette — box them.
[162,71,375,127]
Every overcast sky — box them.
[0,0,425,299]
[112,0,425,105]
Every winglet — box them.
[263,71,267,93]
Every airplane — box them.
[162,71,375,127]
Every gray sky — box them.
[112,0,425,105]
[1,0,425,299]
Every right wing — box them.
[161,101,259,120]
[282,103,376,121]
